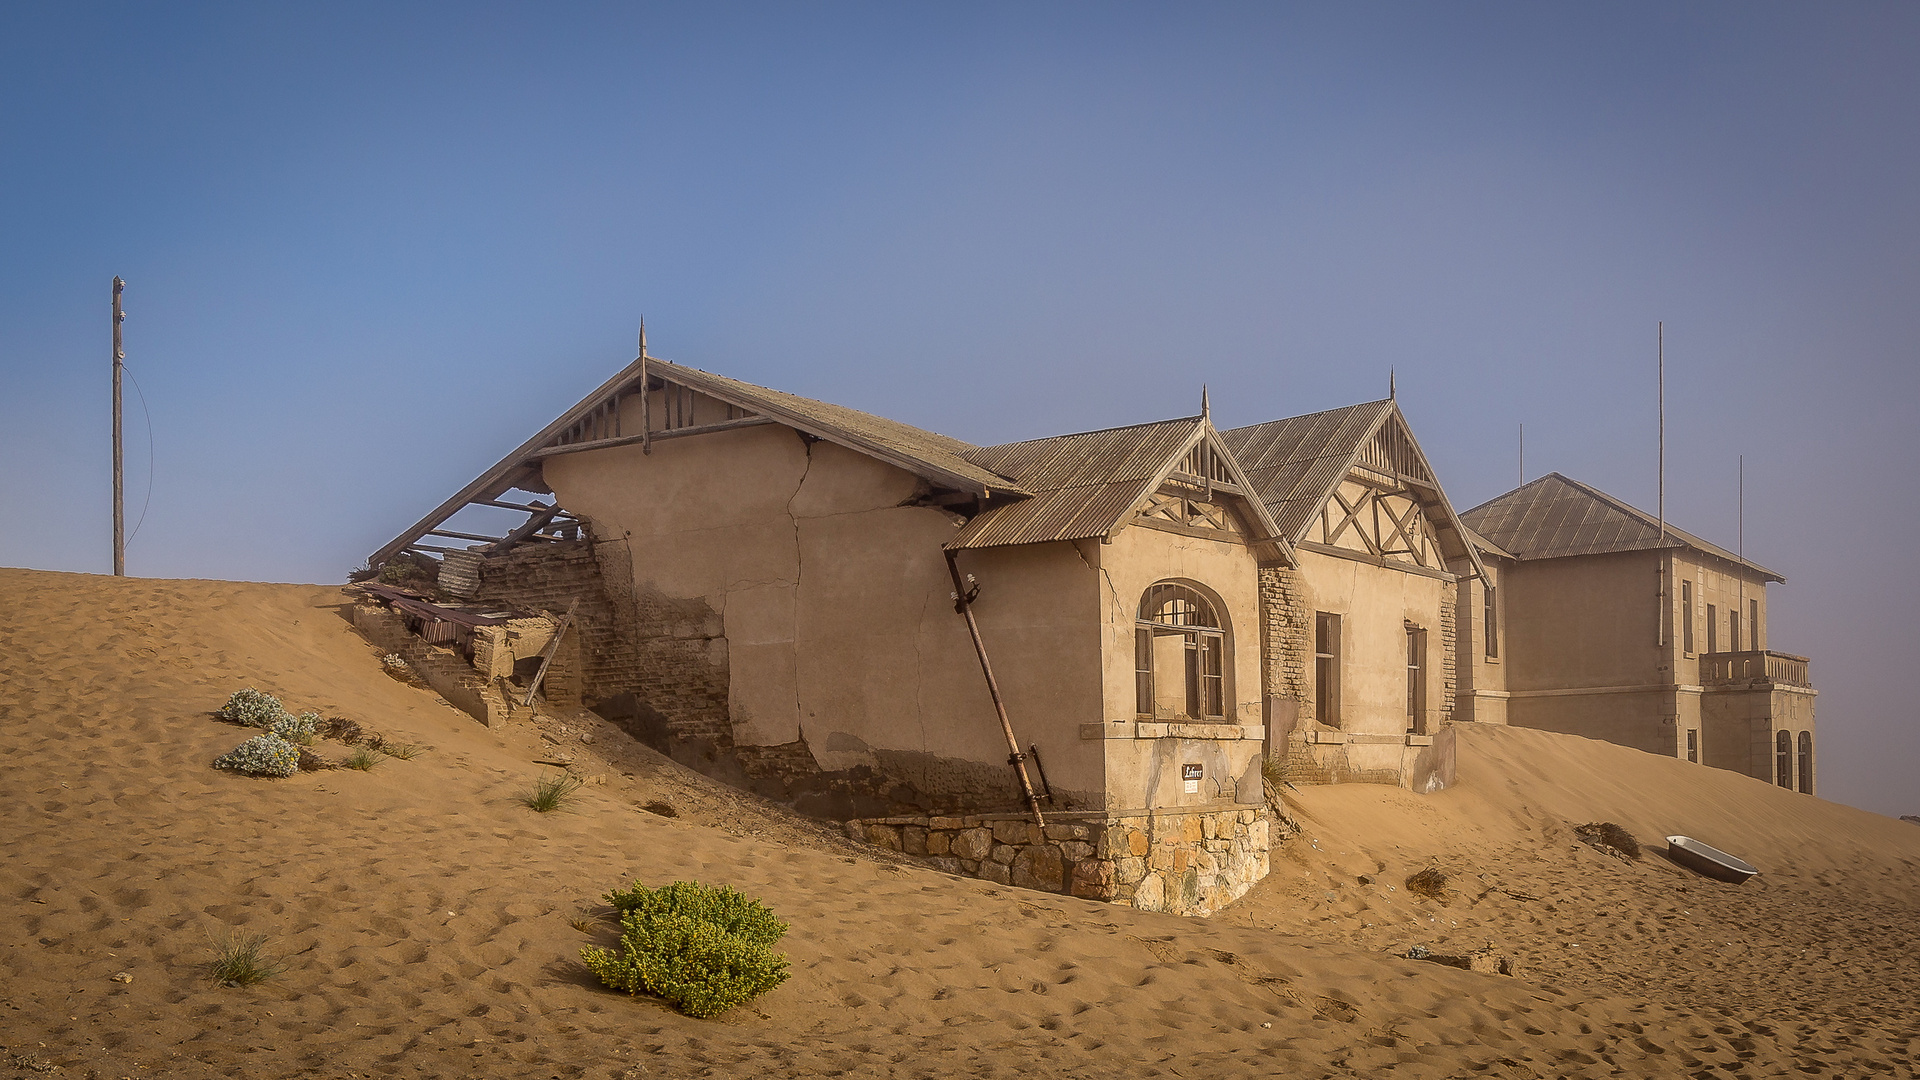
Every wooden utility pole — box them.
[112,277,126,576]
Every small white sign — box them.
[1182,762,1203,794]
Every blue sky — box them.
[3,3,1915,816]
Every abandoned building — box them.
[360,348,1815,914]
[1458,473,1816,794]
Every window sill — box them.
[1082,721,1265,742]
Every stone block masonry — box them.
[845,805,1275,917]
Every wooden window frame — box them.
[1135,582,1230,722]
[1483,583,1499,661]
[1314,612,1341,728]
[1681,580,1696,656]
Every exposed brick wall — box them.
[470,538,729,745]
[469,535,923,818]
[1257,566,1313,754]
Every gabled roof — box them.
[368,354,1020,567]
[948,416,1288,559]
[1459,473,1784,582]
[1221,400,1487,579]
[1220,400,1397,543]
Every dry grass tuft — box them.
[209,929,283,986]
[1404,867,1452,902]
[1575,822,1642,860]
[523,772,584,813]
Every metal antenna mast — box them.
[112,277,126,576]
[1518,423,1524,487]
[1657,321,1666,544]
[638,317,652,456]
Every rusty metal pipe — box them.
[944,551,1046,828]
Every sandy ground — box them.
[1,567,1916,1079]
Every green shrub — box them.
[582,881,790,1018]
[213,734,300,778]
[219,687,284,728]
[342,747,383,771]
[605,881,788,945]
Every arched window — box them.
[1135,582,1228,721]
[1797,731,1813,794]
[1776,729,1793,788]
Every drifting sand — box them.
[1,567,1915,1079]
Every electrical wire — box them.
[121,362,155,547]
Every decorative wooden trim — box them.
[1296,540,1457,581]
[528,416,774,459]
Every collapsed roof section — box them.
[367,352,1024,568]
[1460,472,1784,583]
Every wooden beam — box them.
[1296,540,1457,582]
[492,504,563,550]
[527,415,773,459]
[367,352,655,568]
[426,528,510,544]
[523,599,579,707]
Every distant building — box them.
[1459,474,1815,793]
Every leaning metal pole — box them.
[112,276,125,577]
[944,551,1046,827]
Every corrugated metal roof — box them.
[1460,524,1516,561]
[1458,473,1784,582]
[948,418,1203,549]
[652,360,1022,497]
[1219,400,1395,542]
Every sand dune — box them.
[2,567,1916,1078]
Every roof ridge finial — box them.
[1389,368,1396,400]
[1201,384,1210,422]
[638,316,648,359]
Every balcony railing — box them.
[1701,650,1811,688]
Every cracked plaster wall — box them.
[541,421,1108,809]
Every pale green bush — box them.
[219,687,284,728]
[270,710,319,745]
[213,734,300,778]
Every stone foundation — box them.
[847,804,1274,917]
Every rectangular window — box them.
[1681,580,1695,654]
[1750,598,1760,650]
[1406,626,1427,734]
[1729,609,1741,652]
[1706,603,1718,653]
[1134,628,1153,716]
[1314,613,1341,728]
[1686,729,1698,762]
[1483,583,1498,660]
